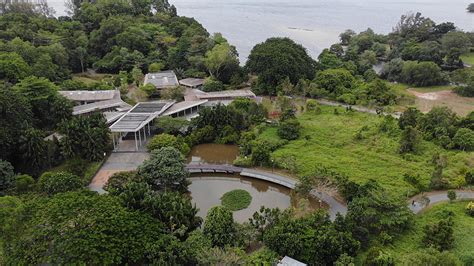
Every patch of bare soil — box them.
[407,89,474,116]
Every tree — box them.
[18,128,48,176]
[0,160,15,196]
[399,107,422,129]
[138,147,189,192]
[0,87,33,163]
[203,206,237,247]
[246,38,316,94]
[147,133,190,155]
[278,119,301,140]
[38,171,83,195]
[14,174,35,193]
[14,77,72,129]
[3,191,186,265]
[204,42,239,82]
[400,61,445,87]
[155,116,190,135]
[399,126,422,154]
[131,66,144,86]
[422,217,455,251]
[59,113,110,161]
[0,52,30,82]
[453,128,474,151]
[466,202,474,217]
[314,68,355,98]
[441,31,471,54]
[340,29,356,45]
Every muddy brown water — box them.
[187,144,240,165]
[189,174,327,223]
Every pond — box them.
[187,144,240,165]
[188,175,327,223]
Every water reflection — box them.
[188,175,327,223]
[187,144,240,165]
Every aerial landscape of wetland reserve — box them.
[0,0,473,265]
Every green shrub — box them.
[220,189,252,211]
[0,160,15,196]
[15,174,34,193]
[422,217,455,251]
[38,172,83,195]
[233,156,253,167]
[466,202,474,217]
[147,133,190,155]
[305,99,321,114]
[203,78,224,92]
[277,119,301,140]
[447,190,456,202]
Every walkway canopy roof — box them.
[109,101,174,133]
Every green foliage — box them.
[147,133,190,155]
[422,217,455,251]
[305,99,322,114]
[156,116,190,135]
[138,147,189,192]
[203,206,237,247]
[453,128,474,151]
[402,248,461,266]
[220,189,252,211]
[400,61,445,87]
[104,171,139,193]
[0,52,30,82]
[399,107,421,130]
[364,247,395,266]
[202,78,225,92]
[277,119,301,140]
[38,171,83,195]
[447,190,457,201]
[315,68,355,98]
[399,126,422,154]
[0,160,15,196]
[18,127,48,176]
[246,37,316,94]
[59,113,110,161]
[246,248,279,265]
[14,174,34,194]
[2,191,186,265]
[204,41,240,83]
[466,202,474,217]
[263,210,360,264]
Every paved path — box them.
[408,190,474,214]
[316,99,402,118]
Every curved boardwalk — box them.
[186,164,348,220]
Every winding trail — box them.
[408,190,474,214]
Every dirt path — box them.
[407,89,474,116]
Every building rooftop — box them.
[162,100,208,116]
[195,89,256,100]
[277,256,307,266]
[110,101,174,133]
[59,90,116,102]
[144,70,179,89]
[179,78,205,88]
[72,98,132,115]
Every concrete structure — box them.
[179,78,204,89]
[144,70,179,89]
[184,88,256,105]
[278,256,307,266]
[109,101,175,151]
[59,90,132,118]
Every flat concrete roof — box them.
[59,90,116,102]
[195,89,256,99]
[179,78,205,87]
[162,100,208,116]
[144,70,179,88]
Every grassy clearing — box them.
[382,201,474,264]
[258,106,472,197]
[461,52,474,65]
[221,189,252,211]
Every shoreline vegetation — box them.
[0,0,473,265]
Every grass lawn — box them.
[461,52,474,65]
[221,189,252,211]
[382,201,474,264]
[258,106,473,197]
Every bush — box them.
[15,174,35,193]
[220,189,252,211]
[422,217,454,251]
[202,78,225,92]
[466,169,474,185]
[305,99,321,114]
[466,202,474,217]
[38,172,83,195]
[139,83,157,97]
[400,61,446,87]
[203,206,236,247]
[147,133,190,155]
[277,119,301,140]
[453,128,474,151]
[0,160,15,196]
[447,190,456,202]
[104,171,139,194]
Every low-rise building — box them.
[144,70,179,89]
[179,78,205,89]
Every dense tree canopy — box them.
[246,37,316,94]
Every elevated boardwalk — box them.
[185,164,347,219]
